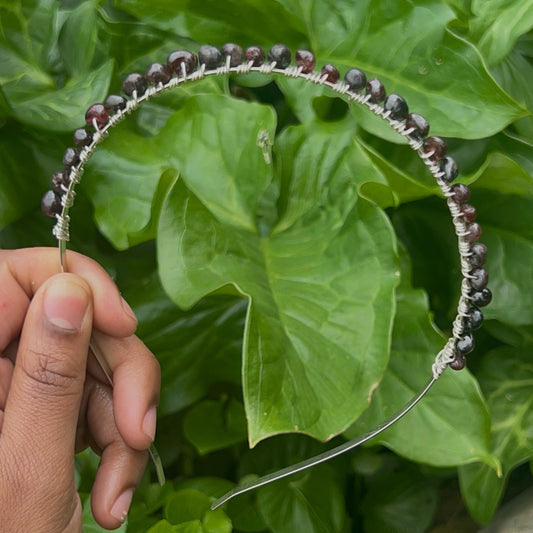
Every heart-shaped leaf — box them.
[157,95,400,445]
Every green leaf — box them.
[277,0,525,139]
[114,0,305,46]
[491,44,533,143]
[83,91,266,249]
[8,60,113,131]
[256,465,346,533]
[183,399,248,455]
[0,0,58,68]
[113,243,245,416]
[147,521,180,533]
[471,189,533,325]
[470,0,533,66]
[361,464,439,533]
[157,97,400,444]
[58,0,100,76]
[164,489,232,533]
[165,490,212,524]
[458,347,533,524]
[0,130,47,229]
[346,286,496,468]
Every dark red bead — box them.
[384,94,409,120]
[41,190,62,217]
[122,73,147,97]
[469,242,487,267]
[321,64,340,83]
[245,46,265,66]
[456,333,475,355]
[222,43,244,67]
[423,136,447,162]
[439,156,458,183]
[62,147,80,168]
[449,352,466,371]
[105,94,127,113]
[73,128,93,147]
[465,308,483,331]
[146,62,172,84]
[198,45,222,68]
[470,268,489,291]
[450,183,471,204]
[471,288,492,307]
[365,78,386,103]
[268,44,291,68]
[464,222,482,242]
[405,113,429,138]
[460,204,477,223]
[295,49,316,73]
[50,171,70,194]
[167,50,198,75]
[344,68,367,92]
[85,103,109,128]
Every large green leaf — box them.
[470,0,533,66]
[277,0,525,139]
[346,286,496,469]
[157,95,399,445]
[458,347,533,524]
[114,0,305,46]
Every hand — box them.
[0,248,160,531]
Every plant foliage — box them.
[1,0,532,531]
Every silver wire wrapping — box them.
[51,53,477,503]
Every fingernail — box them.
[111,488,134,522]
[43,276,90,332]
[143,406,157,442]
[121,296,137,322]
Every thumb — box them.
[2,273,92,478]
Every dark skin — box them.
[0,248,161,531]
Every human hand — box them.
[0,248,160,531]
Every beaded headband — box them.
[42,43,491,509]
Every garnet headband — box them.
[42,43,491,508]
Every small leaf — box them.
[458,347,533,524]
[58,0,99,75]
[256,465,346,533]
[147,521,180,533]
[470,0,533,66]
[183,399,248,455]
[361,465,439,533]
[164,489,232,533]
[165,490,212,524]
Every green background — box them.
[1,0,532,531]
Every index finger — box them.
[0,247,137,351]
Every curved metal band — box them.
[49,52,477,502]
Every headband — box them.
[42,43,491,509]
